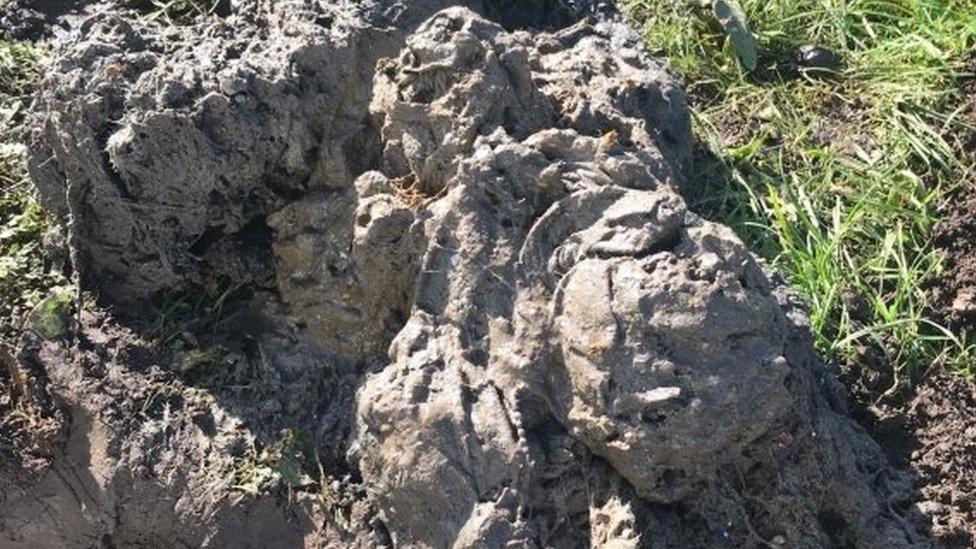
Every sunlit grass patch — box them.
[0,40,43,116]
[623,0,976,380]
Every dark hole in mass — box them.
[480,0,613,31]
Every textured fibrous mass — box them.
[5,1,928,547]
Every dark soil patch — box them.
[931,51,976,339]
[856,374,976,548]
[947,51,976,156]
[933,184,976,334]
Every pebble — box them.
[795,44,843,71]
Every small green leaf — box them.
[232,465,275,496]
[274,453,314,489]
[32,288,74,339]
[713,0,758,71]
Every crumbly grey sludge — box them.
[4,0,930,547]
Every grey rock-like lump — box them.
[351,8,923,548]
[542,188,793,502]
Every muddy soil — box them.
[913,55,976,547]
[0,0,101,40]
[858,374,976,548]
[932,51,976,335]
[933,182,976,338]
[0,0,971,548]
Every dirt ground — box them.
[855,374,976,548]
[892,53,976,547]
[932,181,976,339]
[918,196,976,546]
[932,51,976,333]
[856,52,976,549]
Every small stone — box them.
[917,500,945,516]
[795,44,843,71]
[951,289,976,314]
[637,386,682,404]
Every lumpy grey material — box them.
[8,1,931,547]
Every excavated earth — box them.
[861,374,976,548]
[932,51,976,345]
[0,0,960,547]
[920,73,976,544]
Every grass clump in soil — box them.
[622,0,976,385]
[0,38,64,326]
[0,35,67,468]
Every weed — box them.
[273,429,319,492]
[623,0,976,379]
[230,429,326,500]
[0,38,64,323]
[0,40,43,109]
[713,0,758,71]
[125,0,230,25]
[230,453,276,497]
[150,281,248,351]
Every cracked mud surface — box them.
[0,0,956,547]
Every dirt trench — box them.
[910,56,976,545]
[0,0,952,547]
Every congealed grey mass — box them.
[5,0,931,548]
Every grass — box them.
[0,38,65,325]
[623,0,976,382]
[150,282,248,348]
[230,428,337,508]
